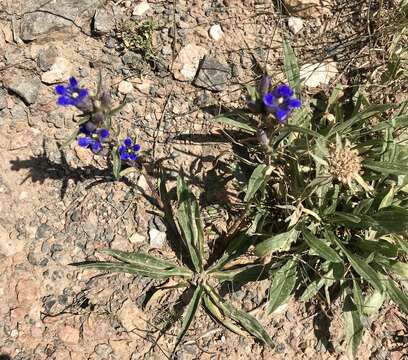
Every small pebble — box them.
[209,24,223,41]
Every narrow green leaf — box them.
[212,115,256,134]
[283,40,300,95]
[328,104,394,137]
[61,128,80,148]
[204,285,273,347]
[343,294,363,359]
[244,164,272,202]
[268,259,297,314]
[255,228,299,256]
[71,261,191,279]
[285,125,324,139]
[363,160,408,176]
[112,147,121,179]
[370,206,408,233]
[396,236,408,255]
[385,279,408,314]
[202,294,246,336]
[211,263,269,283]
[328,231,383,292]
[352,278,364,314]
[177,176,204,272]
[303,228,343,263]
[372,114,408,132]
[174,285,203,349]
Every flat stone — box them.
[37,46,59,71]
[129,232,145,244]
[118,80,134,94]
[133,1,150,16]
[21,0,100,41]
[288,17,304,34]
[300,61,338,87]
[0,88,8,110]
[41,57,73,84]
[15,279,39,307]
[209,24,223,41]
[172,44,208,81]
[7,77,41,105]
[194,56,230,92]
[118,299,145,331]
[93,9,115,35]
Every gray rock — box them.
[35,223,52,241]
[37,46,58,72]
[9,100,27,122]
[20,0,100,41]
[8,77,41,105]
[93,9,115,35]
[47,112,65,128]
[94,343,113,357]
[122,51,143,67]
[0,88,8,110]
[194,56,230,92]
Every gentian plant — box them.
[55,74,141,179]
[213,40,408,358]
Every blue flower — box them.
[263,84,301,123]
[55,77,89,107]
[119,138,141,161]
[77,126,109,153]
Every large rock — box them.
[172,44,208,81]
[7,77,41,105]
[20,0,101,41]
[41,57,73,84]
[194,56,230,92]
[283,0,331,18]
[93,9,115,35]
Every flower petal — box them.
[124,138,132,147]
[287,98,301,109]
[91,141,102,153]
[78,89,88,100]
[98,129,110,139]
[258,75,271,96]
[57,96,70,106]
[69,77,78,88]
[55,85,66,95]
[274,84,293,98]
[129,153,137,161]
[118,145,126,154]
[120,152,129,161]
[275,108,290,123]
[263,93,276,108]
[133,144,141,152]
[78,137,91,147]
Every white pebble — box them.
[133,1,150,16]
[209,24,223,41]
[288,17,304,34]
[118,80,134,94]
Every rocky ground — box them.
[0,0,407,359]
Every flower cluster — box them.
[77,125,109,153]
[55,77,89,108]
[247,75,301,123]
[119,138,141,161]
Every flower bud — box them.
[258,75,271,97]
[256,128,269,146]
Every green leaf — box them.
[300,265,337,303]
[208,233,252,272]
[328,231,383,292]
[244,164,273,202]
[100,249,188,271]
[364,160,408,176]
[302,228,343,263]
[211,263,269,283]
[177,176,204,272]
[378,186,395,209]
[212,115,256,134]
[343,294,363,359]
[385,279,408,314]
[285,125,324,139]
[283,40,300,95]
[71,261,191,279]
[255,228,299,256]
[352,278,364,314]
[363,290,385,315]
[112,147,121,179]
[371,114,408,132]
[202,294,246,336]
[328,104,394,137]
[268,259,297,314]
[174,285,203,349]
[204,285,273,347]
[370,206,408,233]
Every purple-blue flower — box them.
[55,77,89,107]
[77,126,109,153]
[263,84,301,123]
[119,138,141,161]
